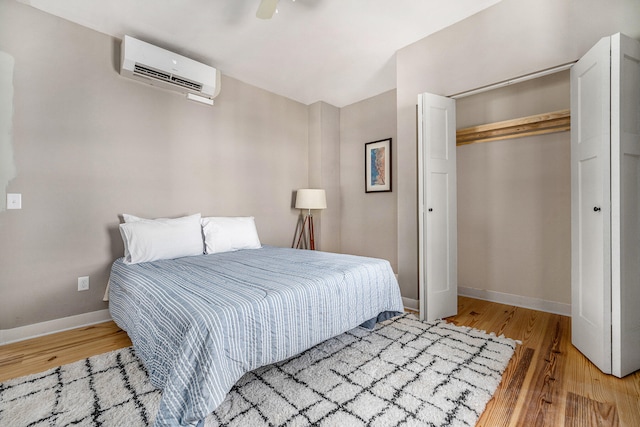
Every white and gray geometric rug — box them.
[0,314,517,427]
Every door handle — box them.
[593,206,601,212]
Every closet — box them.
[571,33,640,378]
[416,73,569,322]
[418,33,640,377]
[417,72,570,322]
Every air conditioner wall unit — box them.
[120,35,221,104]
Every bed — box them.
[108,245,404,427]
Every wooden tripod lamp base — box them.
[295,212,316,250]
[293,189,326,250]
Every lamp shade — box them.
[295,189,327,210]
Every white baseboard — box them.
[458,286,571,316]
[402,297,419,311]
[0,309,112,345]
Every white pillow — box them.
[122,213,147,223]
[119,213,204,264]
[121,213,146,261]
[202,216,262,254]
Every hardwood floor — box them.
[1,296,638,426]
[447,297,640,427]
[0,321,131,383]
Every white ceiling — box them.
[18,0,501,107]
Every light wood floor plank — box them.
[565,391,620,427]
[1,296,639,426]
[0,322,131,382]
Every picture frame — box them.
[365,138,392,193]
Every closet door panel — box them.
[417,93,457,322]
[571,36,612,375]
[616,153,640,377]
[427,171,450,294]
[611,33,640,378]
[577,157,605,328]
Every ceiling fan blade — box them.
[256,0,278,19]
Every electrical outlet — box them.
[78,276,89,291]
[7,193,22,210]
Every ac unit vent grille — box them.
[171,76,202,91]
[133,64,203,92]
[133,64,170,81]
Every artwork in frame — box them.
[365,138,392,193]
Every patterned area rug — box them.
[0,314,517,426]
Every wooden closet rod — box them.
[456,109,570,146]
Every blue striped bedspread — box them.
[108,246,404,426]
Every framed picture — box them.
[365,138,392,193]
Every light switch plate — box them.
[7,193,21,209]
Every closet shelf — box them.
[456,109,570,146]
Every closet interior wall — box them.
[456,70,572,309]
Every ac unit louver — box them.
[120,35,220,105]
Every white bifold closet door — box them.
[571,33,640,378]
[417,93,458,321]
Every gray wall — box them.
[0,0,309,329]
[340,90,398,272]
[308,101,341,253]
[396,0,640,301]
